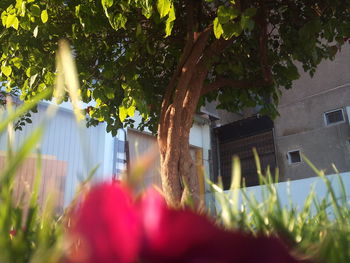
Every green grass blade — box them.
[302,155,343,222]
[0,89,51,134]
[230,156,241,215]
[0,127,44,186]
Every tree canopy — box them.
[1,0,349,134]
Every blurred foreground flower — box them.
[67,182,303,263]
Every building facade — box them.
[275,44,350,180]
[212,43,350,188]
[0,102,211,210]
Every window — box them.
[287,150,301,164]
[324,109,345,126]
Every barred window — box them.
[324,109,345,126]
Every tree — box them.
[1,0,349,206]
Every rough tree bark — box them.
[157,29,210,207]
[157,0,271,207]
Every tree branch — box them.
[200,37,235,66]
[162,2,195,104]
[201,78,265,96]
[159,1,211,141]
[257,0,273,84]
[159,0,196,140]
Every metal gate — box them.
[219,130,276,189]
[215,116,276,189]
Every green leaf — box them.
[30,5,41,17]
[26,67,33,77]
[5,14,16,28]
[11,57,22,69]
[157,0,171,18]
[12,16,19,30]
[217,6,239,24]
[146,41,156,55]
[1,12,7,27]
[213,17,223,39]
[127,102,136,117]
[168,4,176,22]
[102,0,114,8]
[106,91,114,99]
[141,1,153,19]
[240,15,254,31]
[286,62,300,80]
[113,13,127,29]
[1,65,12,77]
[218,6,231,24]
[243,8,257,17]
[222,22,241,39]
[136,23,142,37]
[119,105,127,122]
[0,89,51,133]
[41,9,48,23]
[165,4,175,37]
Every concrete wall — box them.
[275,44,350,180]
[206,172,350,213]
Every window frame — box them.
[323,108,345,126]
[287,149,302,165]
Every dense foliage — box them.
[1,1,349,134]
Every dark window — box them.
[219,130,276,189]
[215,116,276,189]
[324,109,344,126]
[288,150,301,164]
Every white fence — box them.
[206,172,350,210]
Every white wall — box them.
[206,172,350,211]
[0,102,115,206]
[1,103,212,206]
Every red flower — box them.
[138,189,299,263]
[68,183,302,263]
[68,183,140,263]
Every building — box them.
[212,43,350,189]
[274,44,350,180]
[0,102,115,210]
[0,101,211,210]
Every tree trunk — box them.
[156,20,211,207]
[157,112,200,207]
[157,117,199,207]
[157,74,205,207]
[155,1,272,207]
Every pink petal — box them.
[139,188,300,263]
[69,183,140,263]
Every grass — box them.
[208,154,350,263]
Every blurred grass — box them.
[209,151,350,263]
[0,39,81,263]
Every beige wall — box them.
[127,129,162,187]
[127,129,202,186]
[275,44,350,180]
[0,152,67,214]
